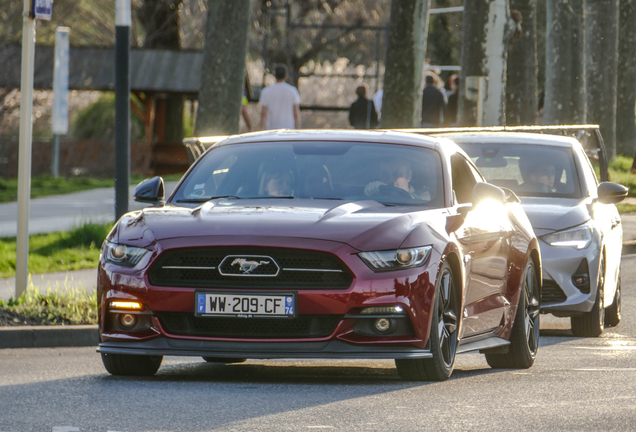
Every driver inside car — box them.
[364,158,424,200]
[517,156,558,194]
[259,167,295,197]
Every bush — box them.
[71,93,145,141]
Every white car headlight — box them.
[542,224,593,250]
[359,246,432,271]
[103,241,149,266]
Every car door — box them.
[450,154,512,338]
[575,146,622,305]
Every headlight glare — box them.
[359,246,432,271]
[542,225,593,250]
[104,241,149,266]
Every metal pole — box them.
[51,134,59,177]
[15,0,36,299]
[115,0,131,221]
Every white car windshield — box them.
[460,143,583,198]
[172,141,444,207]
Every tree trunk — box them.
[195,0,250,136]
[506,0,538,125]
[586,0,619,160]
[138,0,184,143]
[617,0,636,158]
[458,0,516,127]
[381,0,431,129]
[543,0,586,125]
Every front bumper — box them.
[97,236,440,358]
[539,239,601,316]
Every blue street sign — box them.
[32,0,53,20]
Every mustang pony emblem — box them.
[231,258,270,274]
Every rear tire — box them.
[202,357,247,364]
[605,277,621,328]
[571,255,605,337]
[395,261,458,381]
[485,260,540,369]
[101,353,162,376]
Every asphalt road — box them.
[0,182,179,238]
[1,255,635,431]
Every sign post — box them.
[16,0,53,298]
[51,27,70,178]
[115,0,131,221]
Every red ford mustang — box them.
[97,130,541,381]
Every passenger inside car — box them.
[259,166,295,196]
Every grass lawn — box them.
[0,174,184,203]
[0,222,112,279]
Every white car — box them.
[442,131,627,337]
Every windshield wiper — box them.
[176,195,241,203]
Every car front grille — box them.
[148,247,354,289]
[541,279,567,304]
[156,312,342,339]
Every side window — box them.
[451,154,480,204]
[575,147,599,197]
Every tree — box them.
[585,0,619,159]
[458,0,518,126]
[616,0,636,157]
[381,0,431,129]
[195,0,251,136]
[543,0,586,125]
[506,0,538,126]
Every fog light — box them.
[119,313,138,329]
[375,318,391,332]
[573,276,587,285]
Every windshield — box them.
[172,141,444,207]
[459,143,582,198]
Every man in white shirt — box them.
[259,64,301,130]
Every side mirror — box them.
[134,176,165,205]
[597,182,628,204]
[472,182,506,204]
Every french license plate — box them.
[195,292,295,318]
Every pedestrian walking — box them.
[259,64,301,130]
[349,84,378,129]
[421,74,445,128]
[373,88,383,122]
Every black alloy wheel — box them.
[605,275,621,328]
[485,260,540,369]
[395,261,458,381]
[571,254,605,337]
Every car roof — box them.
[212,129,455,152]
[432,132,580,149]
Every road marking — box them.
[575,368,636,372]
[52,428,80,432]
[572,346,636,350]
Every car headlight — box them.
[103,241,149,266]
[541,224,593,250]
[359,246,432,271]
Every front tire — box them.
[395,261,458,381]
[485,260,540,369]
[101,353,162,376]
[605,277,621,328]
[571,255,605,337]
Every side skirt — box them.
[457,334,510,355]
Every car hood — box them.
[112,199,449,252]
[519,197,591,233]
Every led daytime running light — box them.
[110,301,143,310]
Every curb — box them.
[0,325,98,349]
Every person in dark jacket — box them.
[349,85,378,129]
[421,74,445,127]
